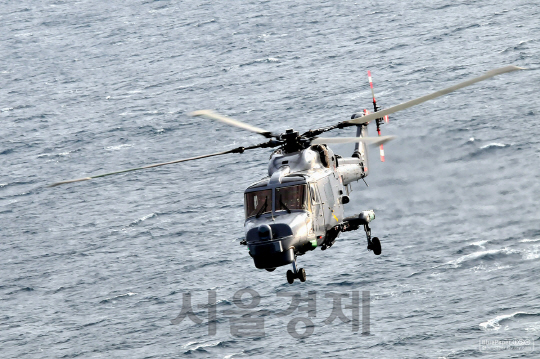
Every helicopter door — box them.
[320,176,340,230]
[309,184,324,235]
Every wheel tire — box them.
[371,237,382,255]
[286,270,295,284]
[298,268,307,282]
[265,268,276,272]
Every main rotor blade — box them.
[347,65,525,125]
[49,148,243,187]
[311,135,395,146]
[190,110,276,138]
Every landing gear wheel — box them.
[298,268,307,282]
[265,268,276,272]
[286,270,295,284]
[371,237,381,255]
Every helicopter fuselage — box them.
[243,142,372,271]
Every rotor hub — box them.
[281,129,308,153]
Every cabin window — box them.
[276,184,307,212]
[245,189,272,218]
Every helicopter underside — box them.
[250,246,295,269]
[244,210,381,284]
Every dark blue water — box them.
[1,0,539,358]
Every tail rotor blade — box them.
[367,71,389,122]
[368,70,377,111]
[368,70,386,162]
[376,120,385,162]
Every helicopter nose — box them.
[258,224,272,240]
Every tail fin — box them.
[351,109,370,177]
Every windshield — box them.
[245,189,272,218]
[276,184,307,212]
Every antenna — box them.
[368,70,387,162]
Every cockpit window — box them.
[245,189,272,218]
[276,184,307,212]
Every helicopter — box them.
[50,65,523,284]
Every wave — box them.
[456,240,489,253]
[37,149,79,158]
[195,18,217,28]
[445,239,540,268]
[499,39,534,53]
[239,58,281,67]
[105,144,133,151]
[127,212,158,227]
[460,142,512,160]
[479,143,509,150]
[449,141,514,162]
[480,312,540,331]
[442,247,520,268]
[99,292,137,304]
[520,238,540,243]
[470,240,488,248]
[224,352,244,359]
[7,287,34,295]
[520,244,540,260]
[182,340,233,355]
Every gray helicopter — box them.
[51,65,523,284]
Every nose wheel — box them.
[286,259,306,284]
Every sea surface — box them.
[1,0,539,358]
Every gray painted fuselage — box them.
[244,135,370,270]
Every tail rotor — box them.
[368,70,387,162]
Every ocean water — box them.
[1,0,539,358]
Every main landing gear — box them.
[338,212,383,256]
[286,258,306,284]
[364,224,381,255]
